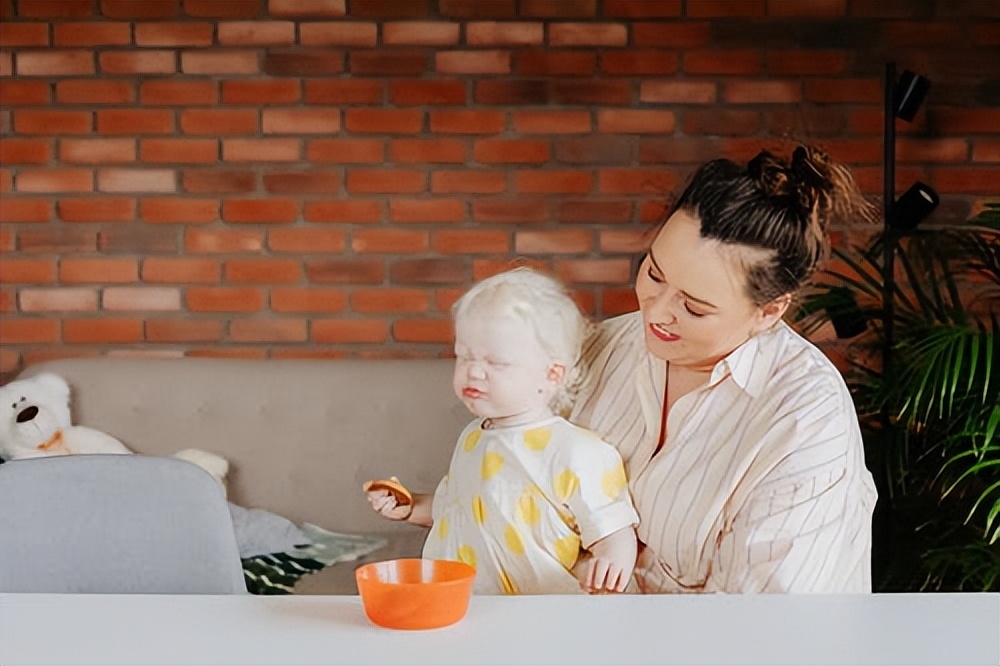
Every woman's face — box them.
[635,209,788,371]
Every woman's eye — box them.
[646,265,665,284]
[684,303,707,318]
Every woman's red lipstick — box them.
[649,324,680,342]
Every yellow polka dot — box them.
[472,495,486,524]
[553,469,580,502]
[457,545,476,569]
[463,429,481,452]
[504,524,525,555]
[515,489,540,525]
[436,516,448,539]
[481,451,505,479]
[498,568,518,595]
[601,465,627,499]
[553,534,581,570]
[523,427,551,451]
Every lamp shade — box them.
[888,181,939,232]
[894,70,931,122]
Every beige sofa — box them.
[16,357,469,594]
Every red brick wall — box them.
[1,0,998,379]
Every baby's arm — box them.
[574,525,637,593]
[364,483,434,528]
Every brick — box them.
[97,168,175,193]
[222,80,299,104]
[805,78,881,104]
[140,197,218,223]
[972,140,1000,163]
[556,199,633,223]
[516,50,596,76]
[601,288,638,315]
[600,168,677,195]
[262,109,340,134]
[140,138,218,164]
[0,349,21,376]
[768,107,846,137]
[311,319,388,344]
[390,139,466,163]
[181,51,259,75]
[263,170,341,194]
[268,0,346,17]
[134,22,213,46]
[683,109,761,136]
[225,258,301,283]
[554,258,632,284]
[300,21,377,46]
[146,319,224,342]
[99,228,178,255]
[549,22,627,46]
[766,49,847,75]
[436,50,511,75]
[932,168,1000,195]
[183,0,262,18]
[639,137,723,164]
[927,109,1000,135]
[472,258,549,281]
[17,169,93,193]
[385,21,461,46]
[516,229,593,254]
[388,199,465,223]
[555,135,631,164]
[187,287,264,312]
[633,21,710,47]
[640,80,717,104]
[141,80,218,106]
[430,110,505,134]
[392,319,452,343]
[62,318,142,343]
[265,50,346,76]
[350,288,429,313]
[346,169,426,194]
[513,110,591,134]
[473,139,548,164]
[598,110,675,134]
[14,111,91,135]
[0,319,59,344]
[101,0,179,19]
[389,80,466,106]
[0,53,9,77]
[433,229,509,253]
[143,258,219,283]
[303,200,383,223]
[684,49,762,75]
[16,50,94,76]
[272,287,348,313]
[99,51,176,75]
[390,258,466,284]
[767,0,844,16]
[466,21,543,46]
[431,170,505,194]
[182,169,255,193]
[271,349,350,360]
[521,0,596,17]
[58,197,135,223]
[180,110,257,135]
[515,170,591,194]
[17,228,97,254]
[218,20,294,45]
[56,81,135,105]
[96,110,173,135]
[0,81,50,105]
[0,198,51,223]
[344,109,422,134]
[305,258,384,283]
[0,258,56,283]
[1,23,49,47]
[60,138,135,164]
[550,79,629,105]
[103,287,181,311]
[185,228,263,253]
[222,199,299,223]
[60,258,138,284]
[603,0,680,17]
[304,79,382,104]
[472,197,547,223]
[723,80,802,104]
[600,50,678,76]
[600,229,653,254]
[848,0,932,17]
[349,49,430,76]
[267,228,345,253]
[223,138,301,162]
[439,0,516,18]
[687,0,765,16]
[1,138,51,164]
[187,348,267,360]
[350,0,430,17]
[896,139,970,164]
[352,229,429,253]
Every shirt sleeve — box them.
[706,390,875,593]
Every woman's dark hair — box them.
[669,145,870,305]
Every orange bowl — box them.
[355,558,476,630]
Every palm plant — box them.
[796,217,1000,592]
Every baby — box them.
[364,267,638,595]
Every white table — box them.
[1,592,997,665]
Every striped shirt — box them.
[569,311,876,593]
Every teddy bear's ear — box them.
[30,373,71,404]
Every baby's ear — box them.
[547,363,566,384]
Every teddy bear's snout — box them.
[16,406,39,423]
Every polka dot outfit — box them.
[423,416,638,595]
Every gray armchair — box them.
[0,454,246,594]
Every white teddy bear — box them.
[0,372,229,491]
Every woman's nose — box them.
[646,286,679,323]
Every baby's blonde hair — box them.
[452,267,589,414]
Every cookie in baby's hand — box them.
[363,476,413,507]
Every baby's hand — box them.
[363,477,413,521]
[576,555,628,594]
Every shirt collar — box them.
[710,323,782,398]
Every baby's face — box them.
[452,314,554,424]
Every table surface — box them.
[1,592,998,666]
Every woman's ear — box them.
[547,363,566,384]
[751,293,792,335]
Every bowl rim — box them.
[355,557,476,588]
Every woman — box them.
[570,145,877,593]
